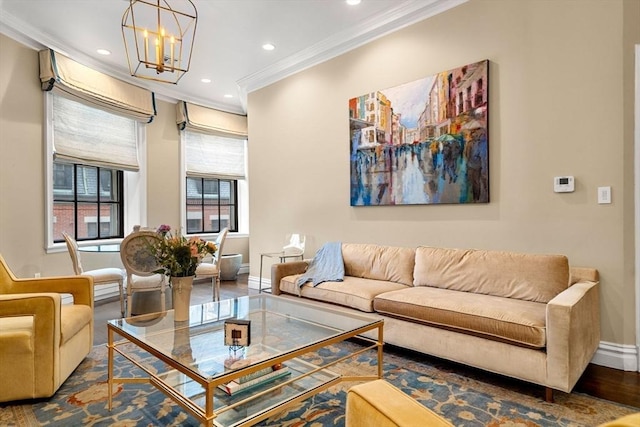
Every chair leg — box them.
[125,296,130,317]
[126,288,132,317]
[215,275,221,302]
[118,280,125,318]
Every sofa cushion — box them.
[413,246,569,303]
[374,287,547,348]
[279,274,407,312]
[342,243,415,286]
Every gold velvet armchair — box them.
[0,254,94,402]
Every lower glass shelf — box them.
[157,357,340,427]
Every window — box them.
[53,163,124,242]
[46,92,146,248]
[186,177,237,233]
[183,130,246,235]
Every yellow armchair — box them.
[0,254,94,402]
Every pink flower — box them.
[157,224,171,234]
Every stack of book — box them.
[218,364,290,396]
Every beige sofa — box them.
[271,243,600,400]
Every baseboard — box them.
[248,275,269,291]
[62,282,122,305]
[591,341,639,371]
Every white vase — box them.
[171,276,194,322]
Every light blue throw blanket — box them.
[296,242,344,287]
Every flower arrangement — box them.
[151,225,217,278]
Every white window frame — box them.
[179,132,249,239]
[44,92,147,252]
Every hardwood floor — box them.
[575,364,640,408]
[93,274,640,409]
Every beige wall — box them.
[0,34,249,280]
[248,0,639,345]
[0,0,637,347]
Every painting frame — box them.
[349,59,489,206]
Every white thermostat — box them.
[554,176,574,193]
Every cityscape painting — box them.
[349,60,489,206]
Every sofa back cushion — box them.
[413,246,569,303]
[342,243,415,286]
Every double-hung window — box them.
[47,92,143,244]
[53,163,123,240]
[183,131,246,234]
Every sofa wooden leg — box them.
[545,387,554,403]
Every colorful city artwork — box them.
[349,60,489,206]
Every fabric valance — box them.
[39,49,156,123]
[176,101,248,139]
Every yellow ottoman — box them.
[598,413,640,427]
[346,379,453,427]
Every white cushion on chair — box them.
[82,268,124,284]
[196,263,219,276]
[129,274,166,290]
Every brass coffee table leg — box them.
[107,327,114,410]
[377,322,384,378]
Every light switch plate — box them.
[598,186,611,204]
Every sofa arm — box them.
[0,293,61,400]
[570,266,599,284]
[546,279,600,392]
[270,261,309,295]
[3,275,93,308]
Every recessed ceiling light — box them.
[224,94,233,98]
[96,49,111,55]
[201,78,211,83]
[262,43,275,51]
[346,0,361,5]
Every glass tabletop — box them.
[108,294,380,381]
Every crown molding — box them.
[237,0,468,95]
[1,0,465,115]
[0,6,247,115]
[0,6,46,51]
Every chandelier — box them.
[122,0,197,84]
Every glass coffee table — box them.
[107,294,383,427]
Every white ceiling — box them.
[0,0,465,114]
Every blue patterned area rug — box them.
[1,340,635,427]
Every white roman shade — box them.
[184,131,246,180]
[52,93,140,171]
[39,49,156,123]
[176,101,247,139]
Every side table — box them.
[259,252,304,293]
